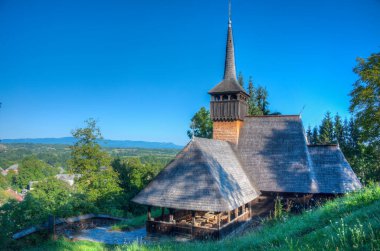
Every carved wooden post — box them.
[217,213,221,229]
[169,208,174,222]
[147,206,152,221]
[235,207,239,218]
[191,211,196,225]
[227,210,231,223]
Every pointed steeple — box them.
[208,0,249,143]
[224,0,236,80]
[209,0,246,95]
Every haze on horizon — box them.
[1,0,379,145]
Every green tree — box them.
[348,53,380,181]
[29,178,75,217]
[350,53,380,145]
[68,119,122,213]
[247,77,263,115]
[0,175,8,189]
[347,117,361,156]
[334,113,344,146]
[187,107,213,139]
[341,118,350,151]
[68,118,111,174]
[311,126,319,145]
[112,157,164,213]
[0,178,97,247]
[256,86,270,115]
[15,156,57,190]
[306,126,312,144]
[319,112,335,144]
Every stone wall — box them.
[213,120,243,144]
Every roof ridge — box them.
[245,115,300,118]
[308,144,338,147]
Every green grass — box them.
[23,184,380,251]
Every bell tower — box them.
[208,1,249,144]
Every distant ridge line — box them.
[1,137,183,149]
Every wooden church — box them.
[132,3,362,239]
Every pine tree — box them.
[237,72,273,115]
[341,118,350,151]
[347,117,360,155]
[306,126,312,144]
[247,77,262,115]
[334,113,344,145]
[319,112,334,144]
[311,126,319,144]
[257,86,270,115]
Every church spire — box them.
[228,0,232,27]
[223,0,236,80]
[209,0,248,144]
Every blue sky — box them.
[0,0,379,145]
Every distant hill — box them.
[1,137,183,149]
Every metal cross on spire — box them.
[228,0,232,27]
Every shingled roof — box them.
[237,115,318,193]
[208,78,247,94]
[132,137,260,212]
[236,115,362,194]
[308,145,362,193]
[133,115,363,211]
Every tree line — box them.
[307,53,380,182]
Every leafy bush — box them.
[14,156,59,190]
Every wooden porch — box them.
[145,203,252,240]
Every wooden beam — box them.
[217,213,221,229]
[235,207,239,218]
[227,210,231,223]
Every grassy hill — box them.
[23,184,380,251]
